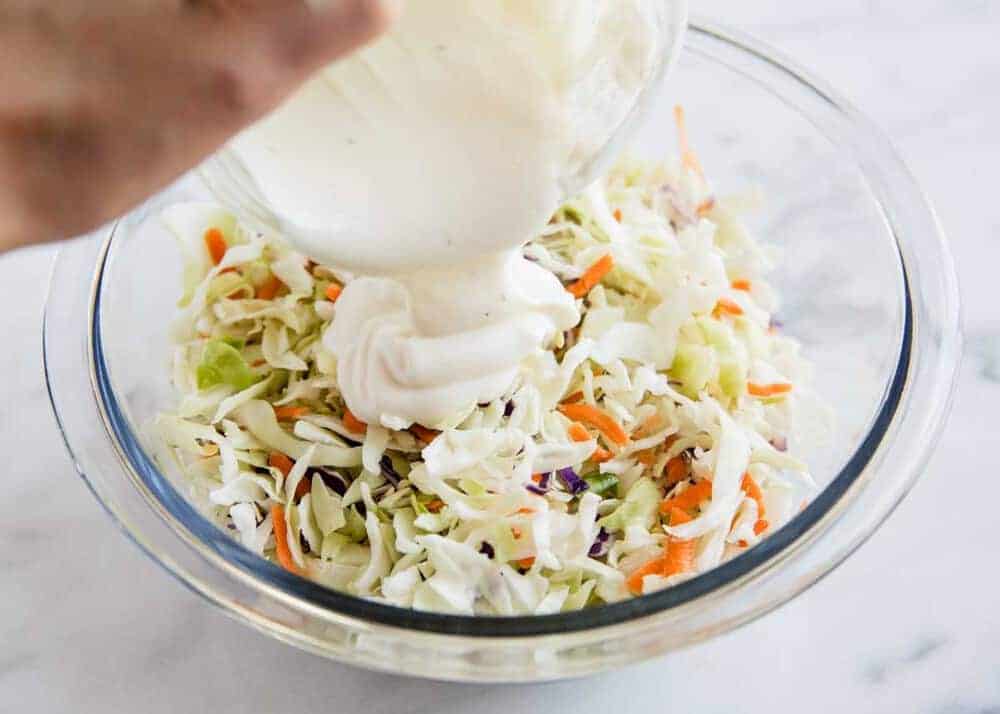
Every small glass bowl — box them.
[44,20,961,682]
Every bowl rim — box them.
[46,18,958,644]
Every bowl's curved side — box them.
[44,21,961,682]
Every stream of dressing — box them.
[227,1,685,427]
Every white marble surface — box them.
[3,2,998,711]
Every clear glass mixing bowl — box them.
[44,21,961,682]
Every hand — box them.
[0,0,399,252]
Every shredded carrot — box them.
[426,499,445,513]
[696,198,716,217]
[531,474,544,484]
[251,359,267,368]
[557,403,629,446]
[731,279,752,292]
[410,424,440,444]
[747,382,793,398]
[271,504,301,576]
[674,105,704,177]
[662,507,695,576]
[591,447,613,464]
[738,539,749,548]
[663,454,688,486]
[667,506,692,527]
[268,452,294,477]
[293,474,312,502]
[713,299,744,318]
[567,422,592,443]
[634,414,664,438]
[325,283,343,303]
[204,228,228,265]
[274,405,309,422]
[753,519,769,536]
[659,479,712,515]
[255,274,284,301]
[561,390,585,404]
[626,558,664,595]
[741,473,766,514]
[517,557,536,569]
[613,208,623,223]
[342,408,367,435]
[513,507,536,516]
[566,254,615,299]
[511,526,523,539]
[635,449,657,466]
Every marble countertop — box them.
[3,2,998,711]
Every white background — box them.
[3,2,999,711]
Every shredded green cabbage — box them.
[155,152,822,614]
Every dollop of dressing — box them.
[227,1,685,427]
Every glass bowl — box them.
[44,20,961,682]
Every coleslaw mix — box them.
[156,127,817,615]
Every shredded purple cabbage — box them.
[526,472,552,496]
[557,467,589,496]
[589,528,612,557]
[504,400,515,418]
[379,455,401,487]
[313,468,348,496]
[479,542,495,559]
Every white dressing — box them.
[226,0,687,427]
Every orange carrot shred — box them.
[613,208,623,222]
[741,473,765,512]
[293,474,312,502]
[674,105,704,177]
[426,499,444,513]
[661,507,695,577]
[591,447,613,464]
[567,254,614,299]
[635,449,657,466]
[410,424,440,444]
[668,506,692,527]
[268,452,294,477]
[696,198,716,217]
[557,403,629,446]
[251,359,267,368]
[274,405,309,422]
[626,558,664,595]
[325,283,344,303]
[713,299,744,318]
[738,539,749,548]
[271,504,301,576]
[342,408,367,435]
[747,382,793,398]
[662,540,696,578]
[517,557,536,569]
[731,279,752,292]
[531,474,544,484]
[514,507,536,516]
[511,526,523,540]
[659,479,712,515]
[634,414,664,438]
[255,274,284,301]
[753,519,769,536]
[562,390,585,404]
[204,228,227,265]
[567,422,592,443]
[664,454,688,486]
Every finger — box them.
[2,2,401,244]
[276,0,403,76]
